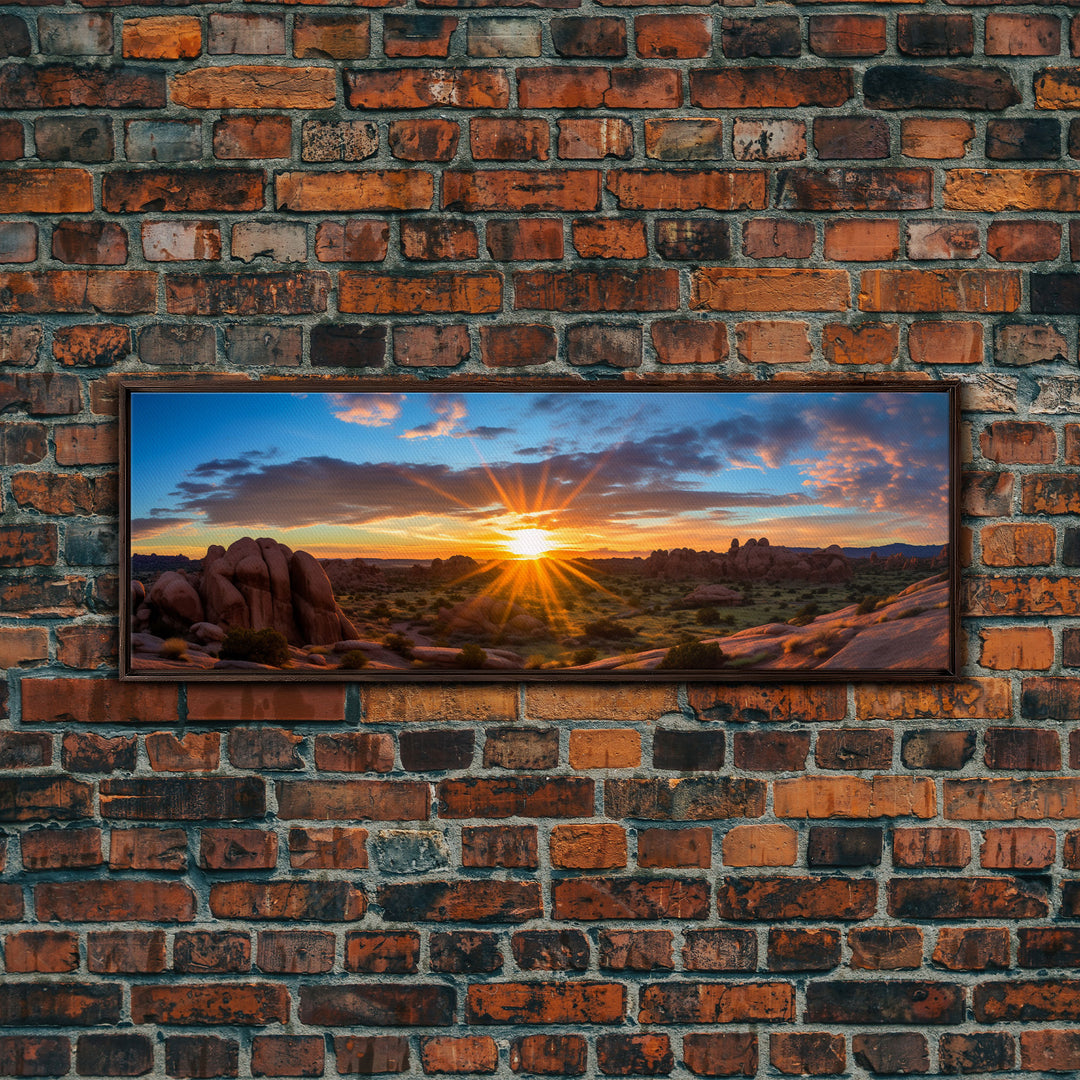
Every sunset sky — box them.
[129,389,951,561]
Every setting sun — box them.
[505,528,553,559]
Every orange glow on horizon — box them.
[504,528,554,559]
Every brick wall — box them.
[2,1,1080,1076]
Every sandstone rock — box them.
[148,570,204,626]
[438,594,547,643]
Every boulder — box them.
[148,571,203,627]
[140,536,359,648]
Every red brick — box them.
[557,118,632,160]
[822,322,898,365]
[486,219,563,261]
[683,929,756,973]
[933,927,1009,972]
[21,827,102,869]
[379,881,540,924]
[1021,1031,1080,1072]
[201,829,278,870]
[4,930,78,973]
[553,879,707,920]
[682,1034,757,1078]
[637,828,711,869]
[480,325,556,367]
[186,684,343,722]
[174,931,251,975]
[345,932,419,974]
[257,931,335,975]
[979,627,1055,671]
[510,1035,587,1076]
[988,220,1060,262]
[717,878,877,921]
[110,827,187,871]
[692,268,849,313]
[36,881,195,922]
[639,983,794,1025]
[87,932,165,975]
[980,523,1056,566]
[213,115,291,160]
[123,16,201,59]
[470,117,548,161]
[388,119,459,162]
[809,15,885,57]
[735,320,811,364]
[848,927,923,970]
[289,827,368,869]
[607,170,765,211]
[0,168,92,213]
[986,14,1060,55]
[519,66,679,110]
[315,733,394,772]
[445,170,599,212]
[550,824,627,869]
[277,171,432,212]
[386,15,455,58]
[823,219,899,262]
[596,1035,672,1077]
[769,1033,845,1077]
[572,218,646,259]
[339,270,500,314]
[690,68,851,109]
[909,321,983,365]
[981,827,1055,869]
[722,825,799,868]
[636,14,710,58]
[421,1037,498,1075]
[743,220,814,260]
[467,983,626,1025]
[0,1037,70,1077]
[515,268,677,312]
[333,1036,409,1076]
[52,220,127,265]
[768,929,840,973]
[61,734,133,776]
[651,320,727,364]
[294,13,370,58]
[551,17,625,58]
[0,271,155,314]
[346,68,507,109]
[599,931,673,973]
[251,1037,323,1078]
[461,826,538,869]
[210,881,366,921]
[132,984,288,1026]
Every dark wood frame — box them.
[119,377,961,682]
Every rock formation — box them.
[437,594,547,644]
[134,536,358,646]
[641,539,853,583]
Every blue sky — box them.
[130,388,950,559]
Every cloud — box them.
[402,394,468,440]
[330,393,404,427]
[131,517,195,540]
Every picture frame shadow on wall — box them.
[119,377,960,683]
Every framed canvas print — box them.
[120,379,959,681]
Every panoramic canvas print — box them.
[123,382,955,679]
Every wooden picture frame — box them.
[120,378,960,682]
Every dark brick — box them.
[310,324,386,367]
[75,1036,153,1077]
[938,1033,1014,1075]
[654,220,730,262]
[512,930,589,971]
[901,730,975,770]
[767,928,841,972]
[814,117,889,160]
[0,17,31,58]
[987,119,1060,161]
[864,67,1020,111]
[651,730,724,771]
[300,985,455,1027]
[165,1037,239,1079]
[806,982,964,1025]
[1031,273,1080,314]
[815,729,892,770]
[732,731,809,772]
[721,17,800,58]
[399,729,474,772]
[807,827,883,867]
[852,1033,929,1076]
[682,929,756,972]
[898,15,974,57]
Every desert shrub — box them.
[160,637,188,660]
[855,594,882,616]
[696,607,720,625]
[813,646,831,658]
[382,632,414,658]
[582,617,637,641]
[338,650,369,670]
[369,601,391,619]
[658,640,726,671]
[787,601,820,627]
[220,627,290,667]
[571,647,599,666]
[453,643,487,669]
[525,654,547,670]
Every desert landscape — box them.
[130,536,950,674]
[126,388,952,676]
